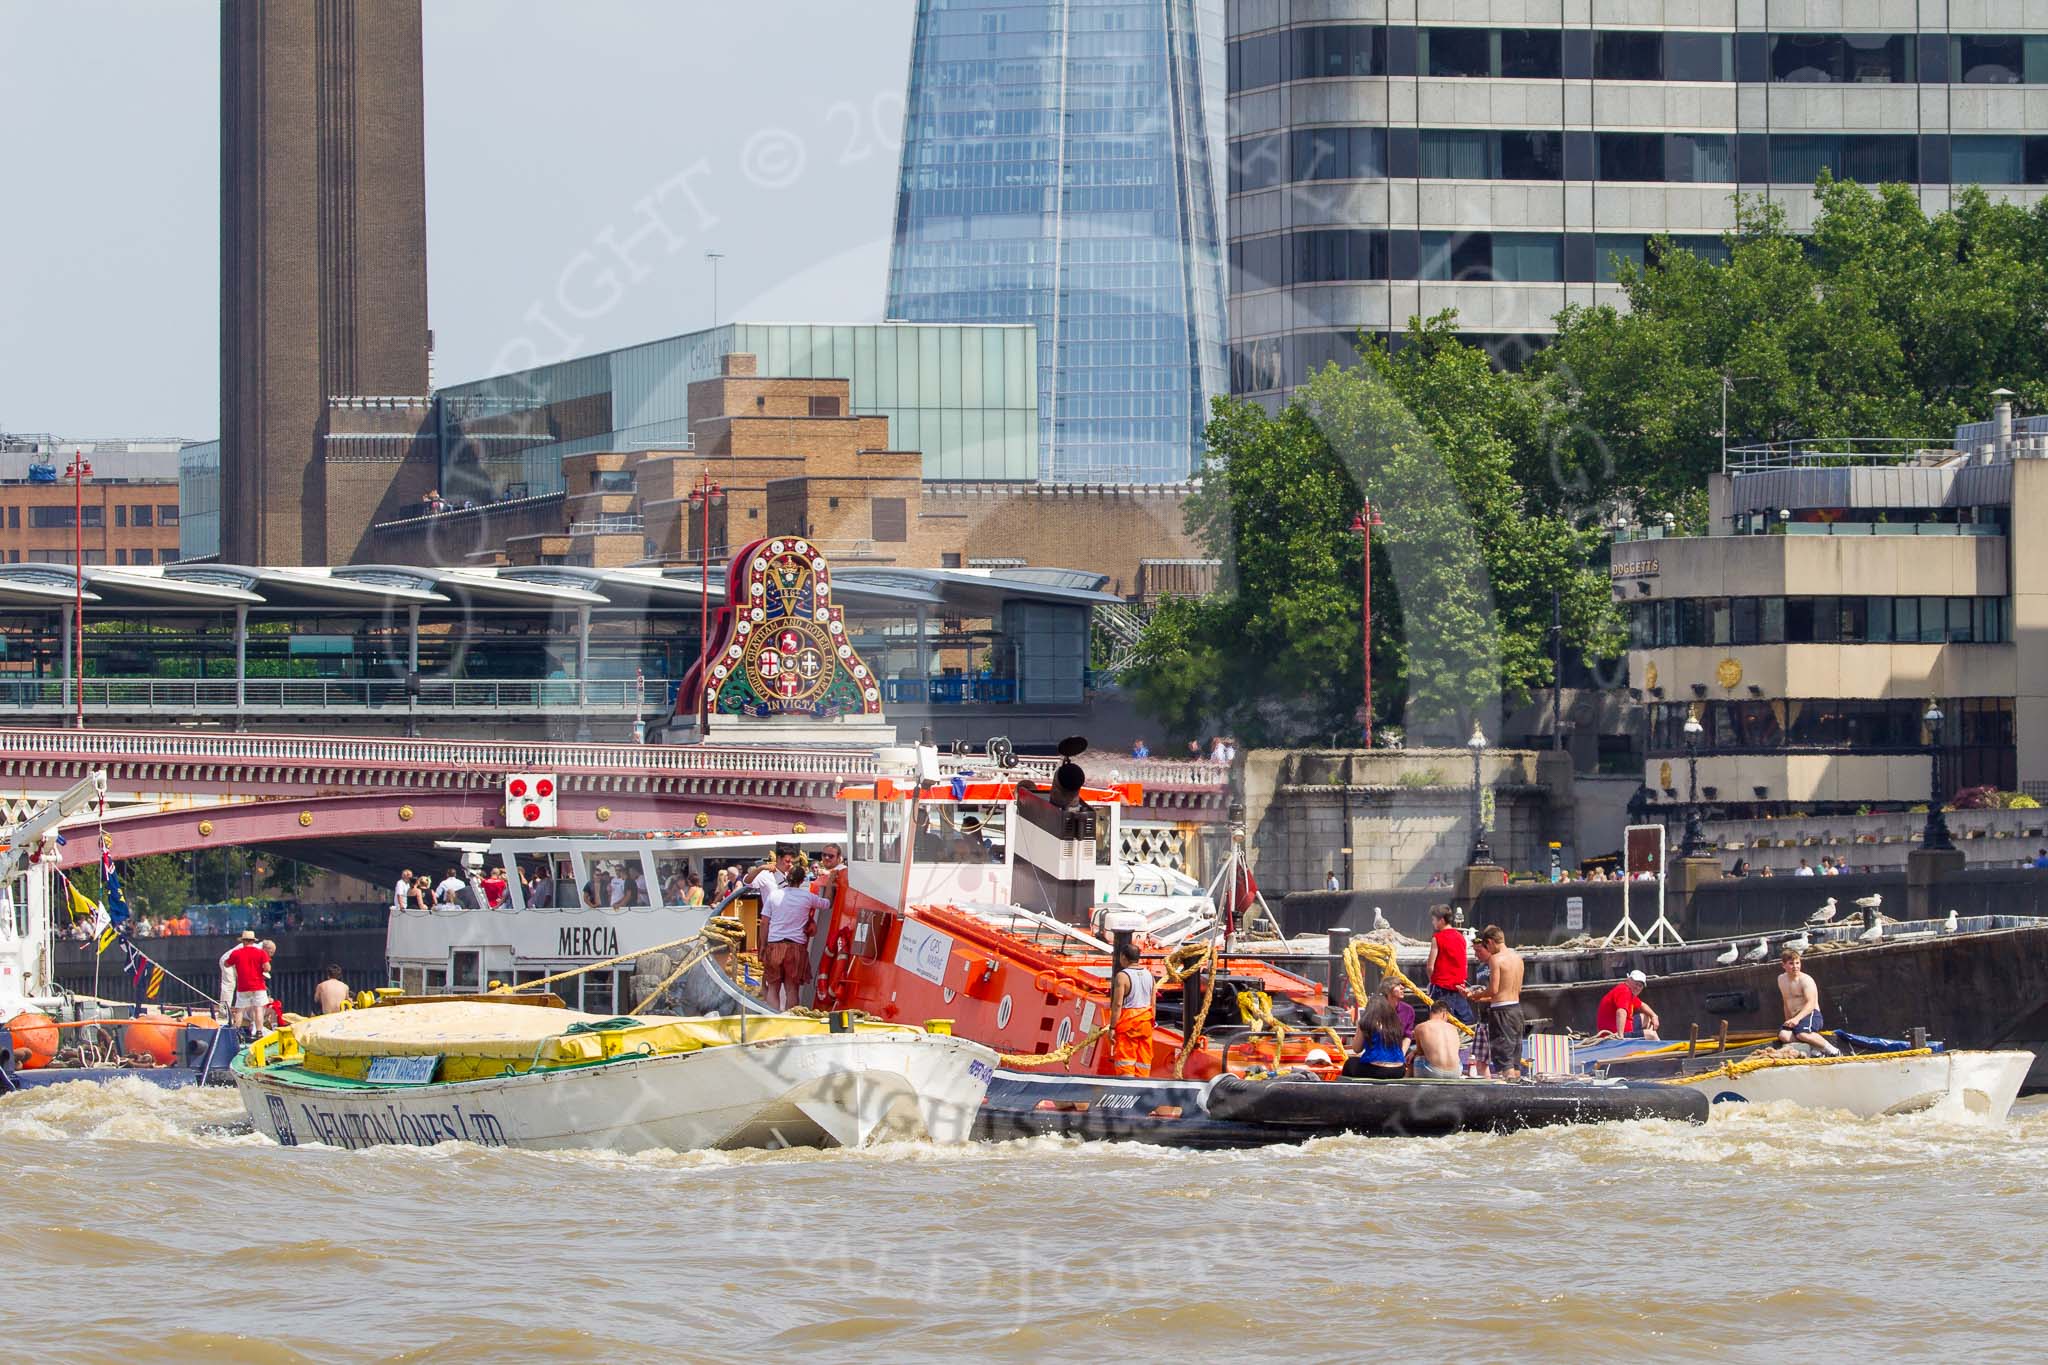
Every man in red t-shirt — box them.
[1595,969,1661,1039]
[480,866,510,909]
[1423,905,1475,1027]
[219,930,273,1037]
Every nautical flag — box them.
[146,965,164,1000]
[101,841,130,926]
[66,879,98,925]
[96,923,117,953]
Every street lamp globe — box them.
[1467,724,1487,751]
[1683,714,1703,740]
[1924,702,1943,729]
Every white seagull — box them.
[1858,919,1885,943]
[1785,931,1812,954]
[1807,897,1839,925]
[1743,938,1772,962]
[1943,908,1959,934]
[1714,941,1740,965]
[1372,906,1390,931]
[1854,893,1884,911]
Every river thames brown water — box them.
[4,1081,2044,1362]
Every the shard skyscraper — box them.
[886,0,1229,484]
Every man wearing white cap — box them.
[1595,969,1660,1040]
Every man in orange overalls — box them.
[1103,938,1157,1078]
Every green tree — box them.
[1537,183,2048,506]
[67,852,192,921]
[1127,319,1616,745]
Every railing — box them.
[1723,437,1944,473]
[0,726,1231,788]
[0,678,656,713]
[565,517,646,536]
[881,677,1020,705]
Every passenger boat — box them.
[1577,1034,2032,1120]
[233,997,996,1153]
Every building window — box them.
[1291,229,1385,283]
[133,505,153,527]
[1288,126,1386,181]
[1770,34,1915,84]
[29,506,103,529]
[1666,133,1733,183]
[1952,34,2024,85]
[1420,231,1492,281]
[115,549,127,565]
[1771,135,1917,185]
[1422,26,1491,78]
[809,395,841,417]
[115,505,127,528]
[1595,30,1663,81]
[1419,130,1492,179]
[1491,233,1563,282]
[1598,133,1664,182]
[1290,25,1385,80]
[941,552,963,568]
[158,504,179,525]
[1953,136,2025,184]
[133,548,152,565]
[871,497,907,543]
[5,507,15,529]
[1664,32,1732,82]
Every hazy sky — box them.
[0,0,915,439]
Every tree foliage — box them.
[1132,179,2045,745]
[1127,318,1614,746]
[1536,182,2048,507]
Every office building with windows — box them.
[0,434,187,567]
[887,0,1230,482]
[1616,398,2048,825]
[1227,2,2048,398]
[434,322,1039,499]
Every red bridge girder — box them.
[55,789,830,868]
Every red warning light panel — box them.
[504,773,558,828]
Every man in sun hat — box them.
[219,930,272,1038]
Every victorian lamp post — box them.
[1467,723,1493,865]
[1923,701,1954,851]
[1349,500,1384,746]
[65,448,92,730]
[1681,711,1706,859]
[688,471,725,731]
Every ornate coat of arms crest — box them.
[691,537,883,721]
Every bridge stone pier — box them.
[0,729,1230,882]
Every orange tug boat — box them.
[682,745,1708,1146]
[805,758,1342,1083]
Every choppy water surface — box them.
[3,1081,2044,1362]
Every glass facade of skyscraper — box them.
[887,0,1229,484]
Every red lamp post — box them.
[1349,500,1385,748]
[687,470,725,730]
[65,449,93,730]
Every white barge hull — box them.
[236,1033,996,1153]
[1687,1050,2033,1120]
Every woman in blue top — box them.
[1342,994,1411,1080]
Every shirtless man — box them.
[1469,926,1526,1080]
[1776,947,1842,1055]
[1411,999,1462,1078]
